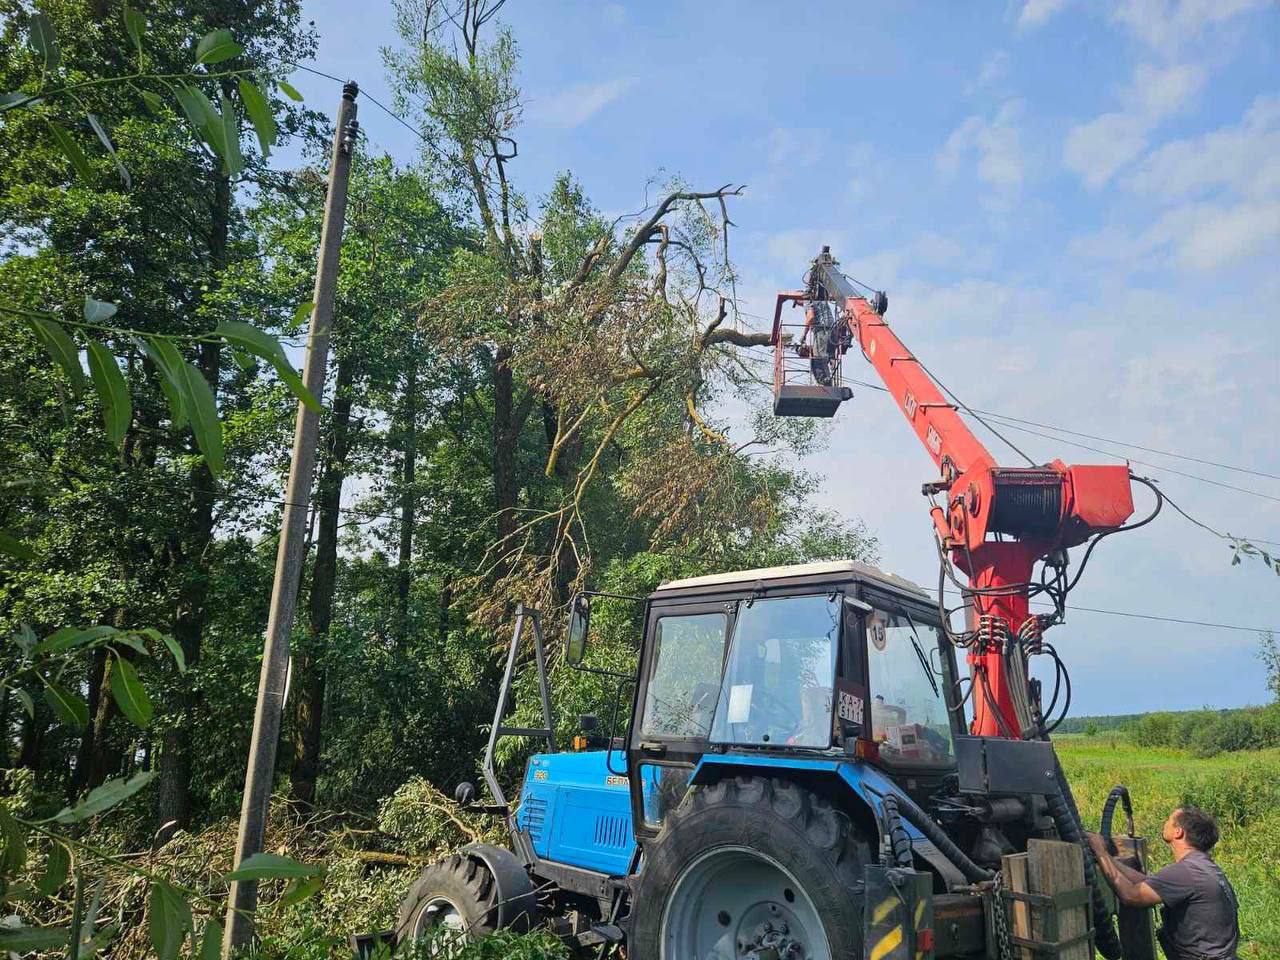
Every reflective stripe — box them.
[872,896,898,924]
[870,926,904,960]
[914,898,925,928]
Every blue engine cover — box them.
[514,751,638,876]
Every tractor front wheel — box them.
[396,854,500,949]
[630,776,871,960]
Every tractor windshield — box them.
[709,594,840,748]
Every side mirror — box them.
[566,594,590,665]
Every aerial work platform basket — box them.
[770,291,852,417]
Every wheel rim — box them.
[661,845,831,960]
[413,895,467,947]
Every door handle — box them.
[639,741,667,756]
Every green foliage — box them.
[1,4,895,956]
[1260,630,1279,703]
[1127,704,1280,757]
[405,930,571,960]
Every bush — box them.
[400,930,571,959]
[1128,706,1280,756]
[1191,713,1260,757]
[1128,711,1176,747]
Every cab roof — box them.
[654,559,929,600]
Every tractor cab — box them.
[625,560,962,834]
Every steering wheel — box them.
[749,686,803,734]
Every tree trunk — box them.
[70,648,110,797]
[0,690,10,769]
[395,357,417,645]
[493,344,518,547]
[289,356,356,807]
[155,169,229,839]
[17,706,47,771]
[437,579,452,646]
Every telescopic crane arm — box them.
[771,248,1137,738]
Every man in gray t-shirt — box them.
[1087,805,1239,960]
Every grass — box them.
[1057,734,1280,958]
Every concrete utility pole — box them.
[223,81,359,955]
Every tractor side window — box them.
[709,594,841,748]
[639,764,693,828]
[866,611,954,766]
[641,613,728,739]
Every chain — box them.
[991,872,1014,960]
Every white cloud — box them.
[1063,112,1150,188]
[767,127,828,168]
[1124,62,1206,119]
[1073,96,1280,270]
[937,100,1025,195]
[1018,0,1071,28]
[530,77,635,129]
[1112,0,1270,55]
[1158,200,1280,270]
[1071,199,1280,271]
[967,51,1011,96]
[1062,62,1206,188]
[763,228,851,274]
[1127,94,1280,201]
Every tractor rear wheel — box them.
[630,776,871,960]
[396,854,499,950]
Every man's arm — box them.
[1085,833,1163,908]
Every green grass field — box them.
[1057,735,1280,958]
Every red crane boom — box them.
[770,248,1136,738]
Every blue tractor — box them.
[381,560,1144,959]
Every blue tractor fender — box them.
[690,755,968,888]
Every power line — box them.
[842,377,1280,513]
[738,307,1279,484]
[1062,603,1274,635]
[9,459,1272,633]
[933,586,1275,634]
[908,358,1037,467]
[974,413,1280,506]
[284,62,432,148]
[972,409,1280,482]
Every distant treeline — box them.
[1061,705,1280,757]
[1055,714,1145,734]
[1127,704,1280,757]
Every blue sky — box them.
[287,0,1280,714]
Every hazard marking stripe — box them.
[872,896,898,924]
[914,898,925,927]
[870,925,904,960]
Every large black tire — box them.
[396,854,500,947]
[630,776,871,960]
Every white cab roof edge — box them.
[655,559,929,599]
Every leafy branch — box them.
[2,10,299,184]
[0,624,324,958]
[0,297,317,495]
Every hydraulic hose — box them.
[1049,761,1124,960]
[887,786,992,884]
[1100,785,1135,856]
[880,795,915,868]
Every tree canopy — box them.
[0,1,875,954]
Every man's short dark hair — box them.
[1175,806,1220,852]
